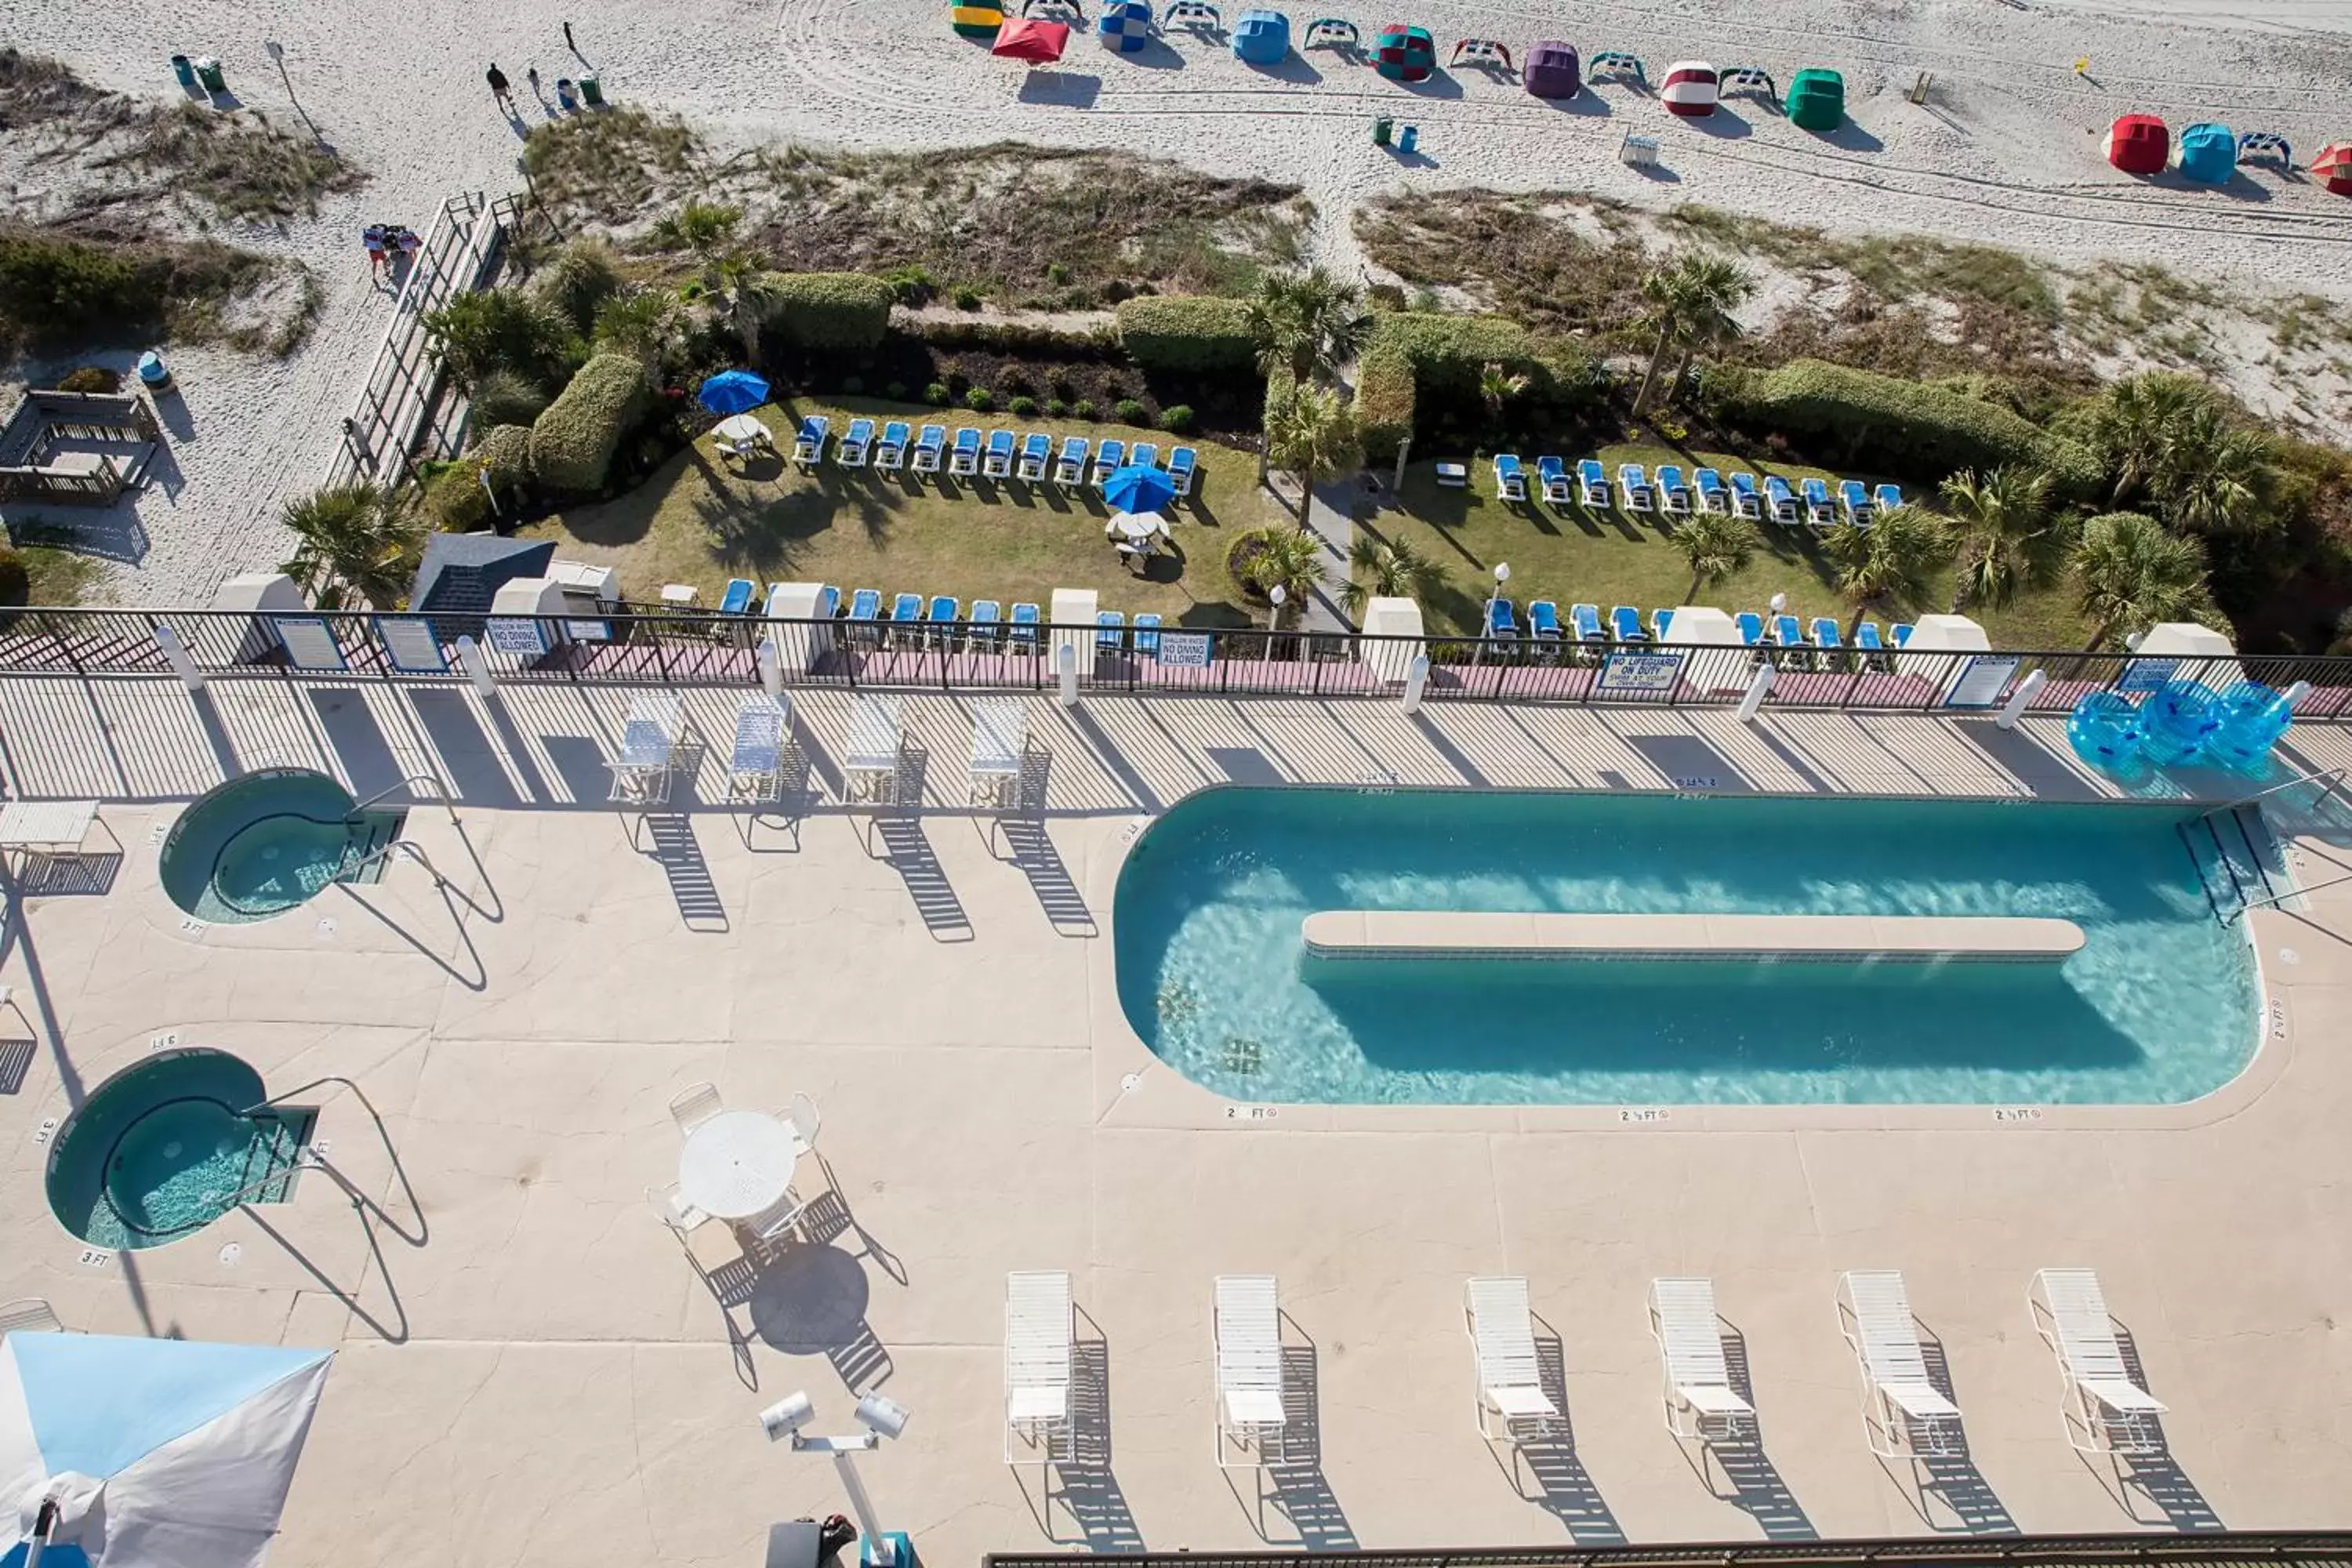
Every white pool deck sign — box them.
[1945,653,2021,709]
[1156,632,1213,669]
[274,616,346,671]
[374,617,448,673]
[485,618,552,658]
[2118,656,2180,694]
[1597,651,1686,696]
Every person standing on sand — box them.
[486,63,514,113]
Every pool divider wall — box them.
[1299,910,2089,964]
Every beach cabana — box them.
[1661,60,1719,117]
[1304,16,1358,47]
[2177,121,2236,183]
[953,0,1006,38]
[1787,67,1843,129]
[1374,24,1437,81]
[2104,113,2168,173]
[2315,141,2352,194]
[1451,37,1512,70]
[1232,8,1289,62]
[1098,0,1152,49]
[1522,40,1579,97]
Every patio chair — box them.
[1874,482,1904,513]
[606,691,684,804]
[1893,622,1914,648]
[1056,436,1090,487]
[1838,478,1875,524]
[1771,613,1804,647]
[1617,463,1653,513]
[1656,463,1693,517]
[782,1091,822,1159]
[912,423,948,474]
[1695,468,1728,514]
[0,1298,64,1338]
[1647,1278,1756,1443]
[1801,476,1836,526]
[1537,456,1573,506]
[1570,602,1604,642]
[1762,475,1799,525]
[1838,1270,1965,1458]
[1729,471,1763,520]
[1094,439,1127,487]
[1005,1270,1076,1467]
[669,1080,723,1134]
[874,420,910,470]
[838,417,876,467]
[969,600,1004,648]
[949,427,982,477]
[1736,612,1764,645]
[1133,612,1163,658]
[791,415,829,466]
[1465,1276,1566,1445]
[1009,602,1041,652]
[983,429,1016,478]
[1810,616,1842,651]
[1610,605,1646,642]
[739,1184,811,1248]
[889,593,924,641]
[1651,608,1674,641]
[1856,621,1885,653]
[1528,600,1562,642]
[1097,611,1127,651]
[646,1184,710,1238]
[1168,445,1199,496]
[728,695,791,804]
[1576,458,1610,507]
[1214,1274,1288,1468]
[1493,452,1527,502]
[1131,441,1160,470]
[848,588,884,647]
[1487,597,1519,639]
[1018,432,1051,481]
[2028,1268,2168,1456]
[925,594,961,647]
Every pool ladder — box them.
[2180,768,2345,924]
[339,772,461,891]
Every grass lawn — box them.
[526,397,1284,627]
[1374,443,2096,649]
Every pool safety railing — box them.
[348,771,461,825]
[342,837,452,891]
[985,1532,2352,1568]
[2185,767,2347,923]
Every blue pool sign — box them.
[273,616,346,671]
[373,617,448,673]
[1597,651,1685,695]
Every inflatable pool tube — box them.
[2141,679,2220,767]
[2067,691,2148,775]
[2209,680,2293,771]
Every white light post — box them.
[1268,583,1287,633]
[1473,561,1509,670]
[761,1391,913,1568]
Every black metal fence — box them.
[9,605,2352,723]
[983,1534,2352,1568]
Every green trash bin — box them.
[578,73,603,106]
[1373,117,1393,147]
[194,56,225,93]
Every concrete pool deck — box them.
[2,677,2352,1566]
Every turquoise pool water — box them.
[45,1049,310,1250]
[1113,789,2261,1106]
[161,769,405,924]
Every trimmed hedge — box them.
[1116,295,1258,374]
[528,353,649,494]
[424,457,494,533]
[1352,337,1417,463]
[1348,311,1553,464]
[474,423,535,488]
[764,271,894,350]
[1710,358,2102,496]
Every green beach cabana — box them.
[1788,67,1844,131]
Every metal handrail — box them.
[344,837,447,887]
[216,1148,317,1211]
[349,771,459,823]
[2198,767,2346,821]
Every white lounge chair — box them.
[969,699,1026,809]
[607,692,684,804]
[669,1080,723,1134]
[838,418,876,467]
[1465,1276,1566,1445]
[728,695,791,803]
[1167,445,1198,496]
[911,423,947,474]
[1493,452,1527,501]
[1214,1274,1287,1468]
[845,694,904,804]
[1647,1278,1755,1443]
[949,427,982,477]
[1837,1270,1965,1458]
[0,1298,64,1338]
[983,429,1016,478]
[2029,1268,2169,1455]
[1017,432,1051,481]
[1005,1270,1076,1467]
[874,420,910,470]
[791,416,829,466]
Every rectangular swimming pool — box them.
[1112,789,2262,1106]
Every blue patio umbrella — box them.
[1102,463,1175,514]
[695,370,771,416]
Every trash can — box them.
[578,73,603,106]
[171,53,196,89]
[194,56,225,93]
[138,350,173,392]
[554,78,577,110]
[1399,124,1419,154]
[1372,117,1393,146]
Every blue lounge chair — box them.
[1168,446,1199,497]
[925,594,960,646]
[1487,597,1519,638]
[1529,600,1562,641]
[1610,604,1646,642]
[1617,463,1653,513]
[1651,608,1674,641]
[1537,456,1572,505]
[1093,439,1126,487]
[1838,479,1874,524]
[890,591,924,626]
[1736,611,1764,645]
[1133,612,1163,657]
[875,421,911,470]
[912,423,947,474]
[1800,477,1835,526]
[1494,452,1527,501]
[1571,602,1604,641]
[1772,613,1804,646]
[1892,622,1915,648]
[838,418,876,467]
[1018,432,1051,481]
[848,588,883,646]
[719,578,755,615]
[969,599,1003,647]
[1874,483,1904,514]
[1855,622,1884,652]
[1810,616,1842,650]
[1655,464,1692,517]
[949,427,982,476]
[1576,458,1610,507]
[1009,601,1041,650]
[1694,469,1728,514]
[1097,611,1127,649]
[1729,471,1763,521]
[1131,442,1160,471]
[1055,436,1091,487]
[792,415,829,466]
[983,429,1017,478]
[1762,475,1799,525]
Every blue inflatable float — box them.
[2067,691,2150,775]
[2209,681,2296,771]
[2141,679,2221,768]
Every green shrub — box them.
[1710,358,2102,495]
[0,230,140,348]
[1113,397,1149,426]
[536,239,624,334]
[881,263,937,305]
[1345,312,1545,463]
[423,288,579,392]
[1007,394,1038,416]
[1044,398,1068,418]
[885,380,909,400]
[1115,295,1257,374]
[924,381,950,405]
[1073,399,1098,420]
[528,352,650,493]
[54,365,119,394]
[965,387,996,412]
[473,423,534,489]
[470,369,550,430]
[424,457,495,532]
[1157,403,1196,434]
[1352,338,1417,463]
[841,375,865,396]
[1046,262,1071,285]
[952,285,984,311]
[763,271,895,350]
[0,546,27,608]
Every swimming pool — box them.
[161,769,405,924]
[46,1048,310,1250]
[1113,789,2262,1106]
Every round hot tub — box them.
[160,769,402,924]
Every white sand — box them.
[8,0,2352,604]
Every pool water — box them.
[46,1049,310,1250]
[1113,789,2262,1106]
[161,769,405,924]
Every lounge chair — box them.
[1094,439,1127,487]
[1018,432,1051,481]
[1528,600,1562,641]
[1168,445,1199,497]
[1214,1275,1288,1468]
[1570,602,1604,642]
[719,578,755,615]
[949,427,982,477]
[1055,436,1090,487]
[791,415,829,466]
[728,694,791,803]
[1133,612,1163,658]
[1005,1271,1076,1467]
[1494,453,1528,501]
[874,420,910,470]
[669,1080,723,1134]
[844,692,904,804]
[607,691,684,804]
[1838,1270,1965,1458]
[925,594,961,647]
[1695,468,1728,514]
[1009,601,1041,652]
[1810,616,1842,651]
[1801,476,1836,526]
[848,588,884,647]
[970,699,1027,808]
[838,417,876,467]
[1838,478,1875,524]
[1648,1278,1756,1443]
[1874,482,1904,514]
[0,1298,64,1338]
[984,429,1016,478]
[1892,622,1914,648]
[1656,463,1693,517]
[912,423,948,474]
[1131,441,1160,470]
[1537,456,1573,506]
[1465,1277,1566,1445]
[1762,475,1799,525]
[1729,471,1763,521]
[1771,613,1804,647]
[1651,608,1674,641]
[1097,610,1127,650]
[1487,597,1519,639]
[2029,1269,2169,1456]
[1576,457,1610,507]
[1736,611,1764,645]
[1855,621,1885,653]
[890,593,924,644]
[1617,462,1653,513]
[1610,604,1646,642]
[969,599,1003,648]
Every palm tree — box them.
[592,288,677,375]
[2088,371,2206,505]
[1824,504,1949,637]
[1940,466,2055,612]
[2074,510,2209,651]
[1238,526,1327,628]
[650,199,743,270]
[1669,510,1759,603]
[279,483,426,611]
[1263,383,1360,523]
[1633,252,1755,416]
[1478,361,1530,423]
[2156,402,2271,535]
[1341,533,1447,616]
[1247,267,1372,386]
[710,251,783,367]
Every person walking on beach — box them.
[486,63,514,113]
